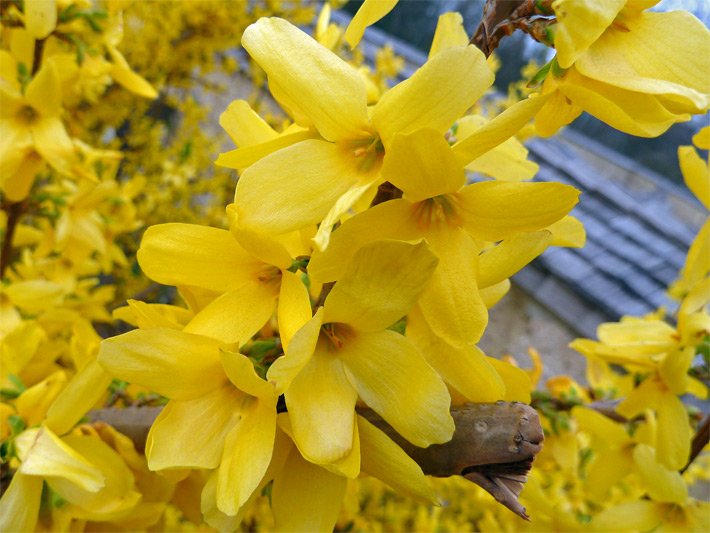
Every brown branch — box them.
[470,0,555,57]
[0,200,26,279]
[89,401,543,520]
[369,181,402,207]
[681,414,709,474]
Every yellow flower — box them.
[571,312,708,470]
[670,127,710,300]
[231,17,493,249]
[0,61,76,198]
[268,240,454,464]
[99,330,279,518]
[536,0,710,137]
[0,424,141,531]
[310,128,579,348]
[136,221,311,346]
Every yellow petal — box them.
[278,410,360,479]
[312,179,378,251]
[113,300,193,330]
[407,307,505,402]
[0,472,42,532]
[219,99,277,146]
[215,129,315,170]
[32,116,76,173]
[242,17,369,141]
[547,215,586,247]
[373,45,492,147]
[98,328,225,400]
[308,199,420,283]
[137,223,260,292]
[693,125,710,150]
[551,0,625,68]
[572,406,629,446]
[277,270,312,352]
[9,29,34,74]
[45,359,112,435]
[478,230,552,289]
[217,397,277,515]
[458,116,539,181]
[109,61,158,99]
[323,240,438,332]
[458,181,580,241]
[382,129,465,202]
[267,308,324,394]
[659,347,694,395]
[272,446,347,532]
[25,0,57,40]
[655,391,691,471]
[576,11,710,110]
[50,433,140,517]
[233,140,365,234]
[488,357,532,403]
[678,146,710,210]
[15,370,66,426]
[633,443,688,504]
[584,448,632,502]
[534,88,583,137]
[18,426,104,492]
[344,0,399,48]
[479,278,511,309]
[230,225,292,270]
[452,94,551,164]
[358,415,438,502]
[285,344,358,464]
[341,329,454,447]
[560,69,690,137]
[598,318,675,346]
[220,349,274,399]
[616,377,660,419]
[429,12,469,58]
[147,387,243,470]
[182,282,278,344]
[25,62,61,117]
[416,228,488,346]
[591,500,661,532]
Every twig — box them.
[681,415,709,474]
[0,200,26,279]
[369,181,402,207]
[470,0,555,57]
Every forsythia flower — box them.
[535,0,710,137]
[268,240,454,464]
[310,128,579,348]
[227,17,493,249]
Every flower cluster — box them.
[1,0,709,531]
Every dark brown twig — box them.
[0,200,26,279]
[681,415,709,474]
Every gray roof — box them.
[333,10,705,338]
[518,131,702,337]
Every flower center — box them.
[16,105,39,125]
[349,135,384,173]
[256,265,282,286]
[412,194,461,229]
[321,322,354,351]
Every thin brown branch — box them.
[470,0,555,57]
[369,181,402,207]
[0,200,26,279]
[681,414,709,474]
